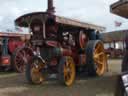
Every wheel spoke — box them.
[18,52,24,58]
[65,72,71,81]
[94,52,104,59]
[95,44,101,53]
[67,73,71,80]
[68,62,72,68]
[94,57,99,62]
[64,68,68,76]
[96,60,104,65]
[64,75,68,81]
[21,50,26,56]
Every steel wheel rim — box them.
[30,59,44,84]
[64,57,75,86]
[93,42,106,76]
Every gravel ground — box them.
[0,59,122,96]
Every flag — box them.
[115,21,122,27]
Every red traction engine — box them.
[15,1,107,86]
[0,33,31,72]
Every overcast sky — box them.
[0,0,128,32]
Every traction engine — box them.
[14,0,107,86]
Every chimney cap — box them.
[47,0,55,14]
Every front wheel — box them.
[58,56,76,86]
[26,56,45,84]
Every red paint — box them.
[50,58,58,66]
[1,56,10,65]
[45,41,58,47]
[79,32,88,49]
[8,40,24,53]
[61,48,72,56]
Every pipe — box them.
[47,0,55,14]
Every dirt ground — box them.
[0,59,122,96]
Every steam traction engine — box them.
[15,0,107,86]
[0,32,31,72]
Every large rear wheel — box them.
[58,56,76,86]
[86,40,107,76]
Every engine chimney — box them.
[47,0,55,14]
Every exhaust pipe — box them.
[47,0,55,14]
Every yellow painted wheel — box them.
[26,56,45,84]
[93,42,107,76]
[86,40,107,76]
[58,56,75,86]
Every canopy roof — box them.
[15,12,105,32]
[0,32,29,37]
[101,30,128,43]
[110,0,128,18]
